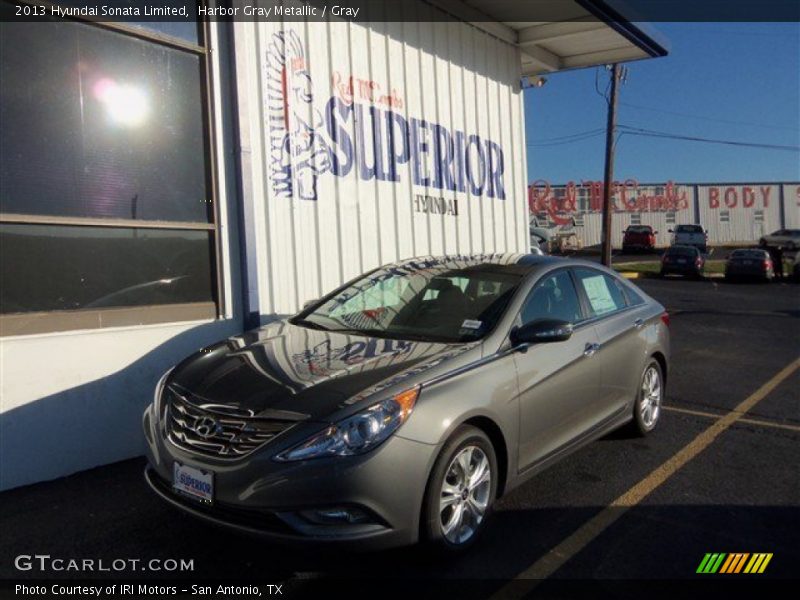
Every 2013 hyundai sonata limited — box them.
[143,254,670,551]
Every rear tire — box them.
[421,425,498,554]
[627,359,664,437]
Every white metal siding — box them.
[697,184,781,244]
[533,183,799,248]
[234,7,528,317]
[531,184,695,248]
[783,183,800,229]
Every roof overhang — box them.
[430,0,669,76]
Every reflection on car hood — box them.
[169,320,472,421]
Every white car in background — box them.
[530,226,552,254]
[759,229,800,250]
[669,224,708,254]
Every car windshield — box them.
[627,226,652,233]
[667,246,697,256]
[676,225,703,233]
[294,265,523,343]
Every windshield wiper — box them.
[291,318,330,331]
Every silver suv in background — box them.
[143,254,670,552]
[759,229,800,251]
[669,224,708,253]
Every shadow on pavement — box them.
[1,457,796,585]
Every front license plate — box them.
[677,259,687,264]
[173,462,213,504]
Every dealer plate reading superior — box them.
[173,462,214,504]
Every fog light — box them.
[299,506,372,525]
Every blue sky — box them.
[523,22,800,184]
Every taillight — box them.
[662,256,670,263]
[696,257,702,267]
[764,259,773,270]
[660,312,670,328]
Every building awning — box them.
[432,0,669,75]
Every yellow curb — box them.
[619,272,641,279]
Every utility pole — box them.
[601,63,623,267]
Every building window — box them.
[720,210,730,223]
[574,215,585,227]
[754,210,764,223]
[0,3,219,336]
[666,211,676,224]
[655,186,665,196]
[630,214,642,225]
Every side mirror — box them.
[668,229,674,233]
[511,319,574,348]
[654,230,659,234]
[303,298,319,309]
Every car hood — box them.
[168,320,470,421]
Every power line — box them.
[527,128,605,147]
[620,101,798,132]
[617,124,800,152]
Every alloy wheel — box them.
[439,445,492,545]
[640,365,662,428]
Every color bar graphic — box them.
[698,552,773,574]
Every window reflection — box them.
[0,224,216,314]
[0,15,209,222]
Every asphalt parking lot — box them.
[1,277,798,597]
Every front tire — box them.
[421,425,498,553]
[629,360,664,436]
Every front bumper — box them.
[142,406,438,549]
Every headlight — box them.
[275,387,420,461]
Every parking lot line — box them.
[492,356,800,598]
[663,405,800,433]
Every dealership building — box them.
[530,181,800,248]
[0,1,668,489]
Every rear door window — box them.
[573,269,628,318]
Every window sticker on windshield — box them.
[461,319,483,329]
[582,275,617,315]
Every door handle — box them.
[583,342,600,357]
[634,318,644,329]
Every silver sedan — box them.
[143,254,670,552]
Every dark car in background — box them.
[143,254,670,552]
[622,225,657,253]
[660,245,705,279]
[724,248,774,282]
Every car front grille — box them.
[165,388,295,459]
